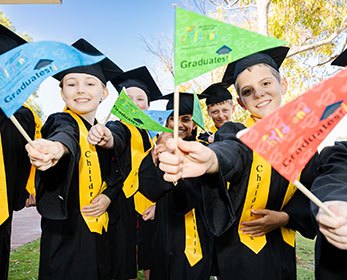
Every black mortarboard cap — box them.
[53,38,123,84]
[222,46,289,87]
[201,83,232,106]
[111,66,162,102]
[0,24,26,55]
[155,92,206,116]
[331,49,347,67]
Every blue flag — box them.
[143,109,173,139]
[0,41,105,117]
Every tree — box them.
[143,0,347,128]
[0,10,44,119]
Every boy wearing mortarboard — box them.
[156,46,317,279]
[310,49,347,280]
[137,92,214,280]
[0,24,38,280]
[87,66,162,280]
[26,38,123,280]
[198,83,234,144]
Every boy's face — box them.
[167,114,196,139]
[207,101,234,128]
[61,73,108,122]
[236,64,287,121]
[126,87,149,111]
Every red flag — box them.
[240,67,347,183]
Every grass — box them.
[8,239,145,280]
[9,234,315,280]
[296,234,315,280]
[9,239,40,280]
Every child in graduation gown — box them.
[157,47,317,280]
[197,83,234,144]
[311,49,347,280]
[0,24,38,280]
[26,38,123,280]
[137,93,214,280]
[87,66,162,280]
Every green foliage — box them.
[268,0,347,103]
[0,11,33,42]
[213,0,347,108]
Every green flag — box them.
[174,7,288,85]
[111,88,173,133]
[192,93,205,130]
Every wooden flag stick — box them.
[9,115,34,147]
[172,86,180,186]
[204,129,213,136]
[294,179,336,218]
[173,86,180,146]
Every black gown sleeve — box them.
[105,120,133,199]
[96,145,124,202]
[4,107,36,211]
[139,153,173,201]
[311,142,347,279]
[282,154,318,239]
[311,141,347,215]
[139,150,204,215]
[197,132,210,145]
[201,122,250,237]
[106,120,131,158]
[209,122,249,181]
[36,113,80,220]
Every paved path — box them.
[10,207,41,250]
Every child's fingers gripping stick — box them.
[88,123,106,145]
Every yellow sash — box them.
[67,110,108,234]
[184,208,203,266]
[238,149,272,253]
[23,104,42,195]
[121,122,155,215]
[280,179,299,247]
[0,134,9,226]
[184,132,203,266]
[238,117,296,253]
[211,125,218,134]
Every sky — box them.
[0,0,346,144]
[1,0,176,69]
[0,0,179,119]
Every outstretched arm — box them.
[158,137,219,182]
[25,138,68,171]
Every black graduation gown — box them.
[201,121,317,280]
[36,113,122,280]
[138,144,214,280]
[311,141,347,280]
[106,121,156,279]
[197,131,211,145]
[0,107,35,280]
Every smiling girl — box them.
[25,39,123,280]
